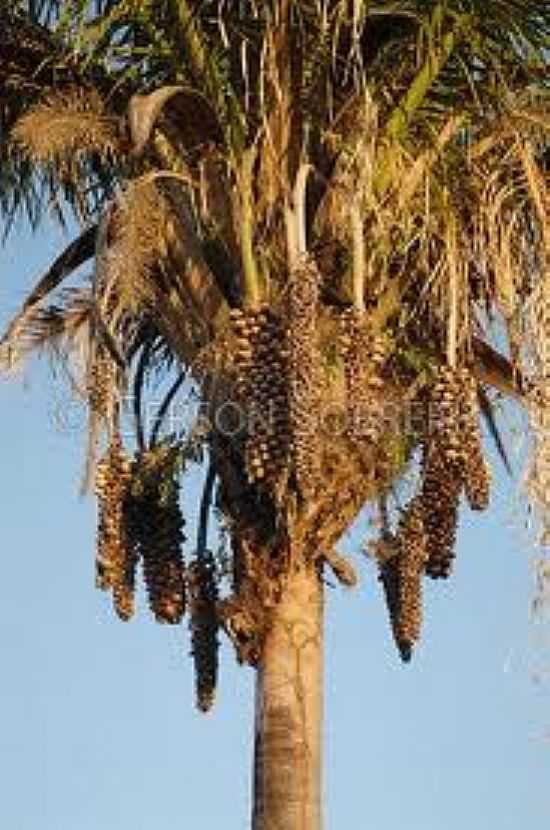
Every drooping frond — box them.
[92,175,227,364]
[0,225,96,366]
[0,286,93,382]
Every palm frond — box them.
[0,226,96,367]
[91,177,228,371]
[0,4,139,231]
[1,286,93,371]
[165,0,246,151]
[477,386,512,475]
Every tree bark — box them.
[252,563,324,830]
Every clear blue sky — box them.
[1,221,549,830]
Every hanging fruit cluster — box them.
[460,370,491,511]
[188,552,220,713]
[379,496,428,662]
[228,255,323,501]
[87,345,118,420]
[94,438,186,624]
[376,365,492,660]
[127,444,187,624]
[94,431,136,620]
[286,255,322,497]
[94,435,228,710]
[229,305,290,492]
[338,308,387,443]
[228,256,394,506]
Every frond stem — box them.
[384,7,466,143]
[197,460,216,557]
[132,339,154,453]
[350,201,365,314]
[150,370,187,448]
[293,161,311,256]
[239,146,261,308]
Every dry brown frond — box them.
[524,267,550,545]
[109,178,169,310]
[469,112,548,539]
[12,86,120,166]
[0,287,92,371]
[96,176,224,366]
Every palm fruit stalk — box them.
[188,552,219,712]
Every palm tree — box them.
[1,2,548,828]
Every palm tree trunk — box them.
[252,563,324,830]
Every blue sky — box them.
[1,221,549,830]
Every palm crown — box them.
[1,0,548,701]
